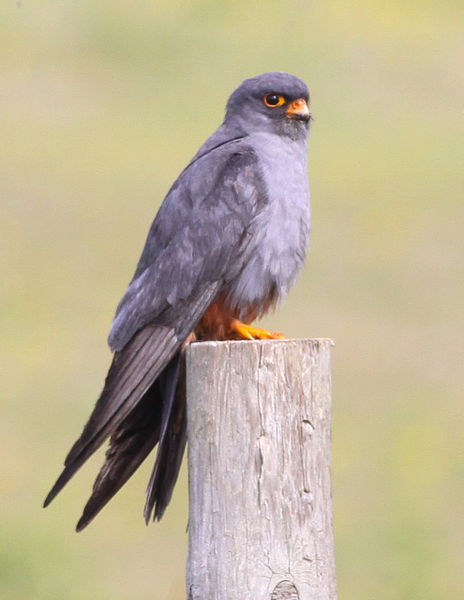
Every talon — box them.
[231,319,284,340]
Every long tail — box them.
[44,285,221,530]
[73,351,186,531]
[144,354,187,523]
[44,325,179,511]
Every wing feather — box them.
[45,144,268,522]
[108,146,266,350]
[75,382,164,531]
[44,324,178,507]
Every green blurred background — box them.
[2,1,463,598]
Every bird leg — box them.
[230,319,284,340]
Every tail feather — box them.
[144,354,187,523]
[76,351,184,531]
[43,325,178,509]
[75,387,163,531]
[44,284,223,529]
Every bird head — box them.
[224,72,311,141]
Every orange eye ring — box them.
[263,93,286,108]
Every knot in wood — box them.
[270,580,300,600]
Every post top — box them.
[188,337,334,350]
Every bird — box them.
[44,72,312,531]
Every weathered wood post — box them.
[186,338,336,600]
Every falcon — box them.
[44,72,312,530]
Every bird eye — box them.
[263,94,286,108]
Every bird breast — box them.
[226,132,310,318]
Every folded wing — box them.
[45,146,268,527]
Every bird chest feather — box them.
[228,132,310,313]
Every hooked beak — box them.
[285,98,311,122]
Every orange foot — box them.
[231,319,284,340]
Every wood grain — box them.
[186,338,336,600]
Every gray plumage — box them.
[44,72,312,530]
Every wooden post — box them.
[186,338,336,600]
